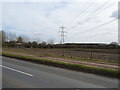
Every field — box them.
[2,47,119,78]
[3,48,118,65]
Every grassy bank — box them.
[2,52,120,78]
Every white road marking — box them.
[0,65,34,77]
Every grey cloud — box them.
[111,8,120,19]
[111,1,120,19]
[111,10,118,19]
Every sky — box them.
[0,0,119,44]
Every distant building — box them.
[16,43,22,48]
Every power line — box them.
[59,26,66,44]
[69,0,110,29]
[68,0,117,31]
[71,31,117,39]
[69,19,117,38]
[65,3,91,28]
[78,0,115,23]
[83,1,117,22]
[79,19,116,34]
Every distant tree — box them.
[17,37,24,43]
[47,38,54,45]
[109,42,118,46]
[109,42,118,48]
[41,41,47,48]
[8,41,16,47]
[31,41,38,48]
[28,42,32,48]
[21,35,29,43]
[7,32,17,42]
[35,37,41,43]
[41,41,47,45]
[2,30,8,42]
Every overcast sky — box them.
[0,0,119,44]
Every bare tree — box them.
[21,35,29,43]
[47,38,54,45]
[34,37,42,43]
[7,32,17,42]
[1,30,8,42]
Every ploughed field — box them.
[3,48,118,64]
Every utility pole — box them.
[59,26,66,57]
[59,26,66,44]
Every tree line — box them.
[0,30,119,49]
[1,30,55,48]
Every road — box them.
[1,57,119,88]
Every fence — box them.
[62,50,118,63]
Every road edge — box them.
[2,52,120,79]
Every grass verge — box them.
[2,52,120,79]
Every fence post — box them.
[70,52,72,58]
[90,50,93,59]
[62,51,64,57]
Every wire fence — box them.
[3,48,118,63]
[62,50,118,63]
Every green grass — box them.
[2,52,120,78]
